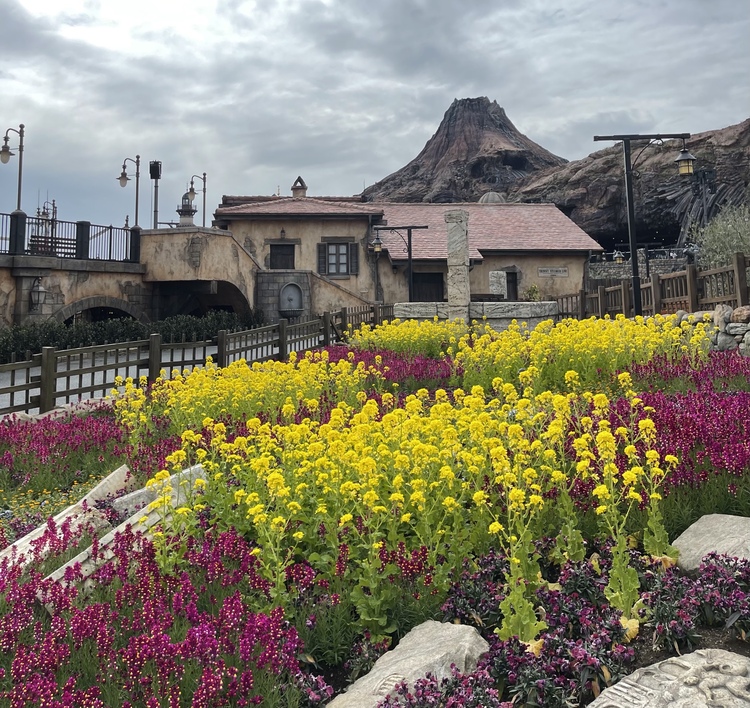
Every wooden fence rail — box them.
[0,305,389,416]
[557,253,750,320]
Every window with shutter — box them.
[349,243,359,274]
[317,243,327,274]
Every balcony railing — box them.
[0,212,132,261]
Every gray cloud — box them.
[0,0,748,226]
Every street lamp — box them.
[1,123,25,211]
[187,172,207,228]
[117,155,141,227]
[593,133,694,316]
[372,224,428,302]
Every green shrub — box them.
[0,309,264,363]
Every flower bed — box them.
[1,315,749,706]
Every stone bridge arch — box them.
[52,296,150,324]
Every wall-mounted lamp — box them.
[280,227,286,239]
[370,234,383,254]
[613,250,625,264]
[29,277,48,312]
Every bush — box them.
[690,203,750,268]
[0,309,264,363]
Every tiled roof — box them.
[216,197,384,218]
[375,203,602,261]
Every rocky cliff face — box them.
[363,98,750,249]
[363,97,567,203]
[508,119,750,249]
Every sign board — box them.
[537,267,569,277]
[489,271,508,297]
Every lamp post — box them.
[117,155,141,227]
[1,123,25,211]
[372,224,428,302]
[187,172,207,228]
[593,133,694,316]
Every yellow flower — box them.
[488,521,504,534]
[400,513,412,523]
[339,513,353,526]
[293,531,304,541]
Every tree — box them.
[690,204,750,268]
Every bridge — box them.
[0,210,371,327]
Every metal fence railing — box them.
[0,212,132,261]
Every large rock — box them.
[672,514,750,572]
[731,305,750,324]
[589,649,750,707]
[328,621,489,708]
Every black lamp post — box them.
[372,225,428,302]
[117,155,141,227]
[1,123,25,212]
[593,133,695,316]
[188,172,207,228]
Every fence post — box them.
[216,330,227,368]
[340,307,349,335]
[578,289,586,319]
[732,252,749,307]
[322,312,331,346]
[148,332,162,382]
[129,226,141,263]
[39,346,56,413]
[686,264,699,312]
[75,221,91,259]
[373,303,382,326]
[650,273,662,315]
[278,318,288,361]
[597,286,606,318]
[9,210,27,255]
[620,280,631,318]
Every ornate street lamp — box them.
[117,155,141,227]
[593,133,694,316]
[1,123,25,211]
[187,172,207,228]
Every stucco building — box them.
[214,178,602,321]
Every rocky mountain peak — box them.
[363,97,566,203]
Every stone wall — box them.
[678,304,750,356]
[588,250,686,282]
[393,300,559,332]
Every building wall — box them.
[224,218,378,311]
[472,253,587,299]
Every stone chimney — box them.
[291,176,308,198]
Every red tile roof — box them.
[375,203,602,261]
[216,197,384,218]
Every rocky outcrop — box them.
[362,98,750,250]
[509,119,750,249]
[363,97,566,203]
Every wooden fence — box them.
[0,305,393,416]
[557,253,750,320]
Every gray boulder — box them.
[328,621,489,708]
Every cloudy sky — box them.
[1,0,748,228]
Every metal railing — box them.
[0,212,132,261]
[0,305,387,415]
